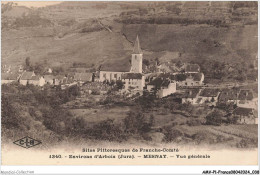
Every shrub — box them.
[206,110,223,126]
[192,131,212,144]
[163,126,183,142]
[236,138,258,148]
[89,119,127,142]
[186,119,202,126]
[123,110,153,135]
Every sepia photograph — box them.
[1,1,258,167]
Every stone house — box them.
[122,73,145,91]
[180,73,204,86]
[236,89,257,110]
[28,76,45,86]
[147,77,176,98]
[157,81,177,98]
[44,75,55,85]
[218,88,240,104]
[181,89,201,104]
[197,88,220,106]
[19,71,35,85]
[233,107,257,124]
[74,72,93,85]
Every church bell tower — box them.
[131,35,143,73]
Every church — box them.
[99,36,145,91]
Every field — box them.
[66,100,258,149]
[2,2,257,72]
[70,106,130,125]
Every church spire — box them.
[133,35,142,54]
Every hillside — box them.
[1,2,258,75]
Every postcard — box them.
[1,1,258,168]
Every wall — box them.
[123,76,145,91]
[237,98,258,110]
[157,82,176,98]
[236,115,256,124]
[99,71,124,82]
[39,77,46,86]
[182,98,198,104]
[20,80,28,86]
[1,80,16,84]
[130,54,142,73]
[28,77,45,86]
[147,85,155,92]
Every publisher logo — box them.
[13,136,41,149]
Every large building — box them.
[99,35,145,91]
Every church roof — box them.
[122,73,143,80]
[133,35,142,54]
[100,58,131,72]
[20,71,34,80]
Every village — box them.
[1,35,258,125]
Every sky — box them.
[2,1,62,8]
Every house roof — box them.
[54,75,66,80]
[192,73,203,81]
[185,64,200,72]
[185,73,203,81]
[238,89,253,100]
[44,75,55,81]
[218,88,240,102]
[133,35,142,54]
[30,76,42,80]
[161,80,170,87]
[1,73,20,80]
[233,107,254,116]
[74,73,92,82]
[122,73,143,80]
[20,72,34,80]
[199,88,220,97]
[182,89,200,98]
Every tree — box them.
[33,63,45,74]
[143,59,150,66]
[206,110,223,126]
[175,74,187,81]
[116,80,124,89]
[176,60,183,68]
[2,96,21,129]
[109,80,115,86]
[149,115,155,127]
[124,111,149,134]
[25,57,31,69]
[1,2,14,14]
[91,119,126,141]
[155,57,160,66]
